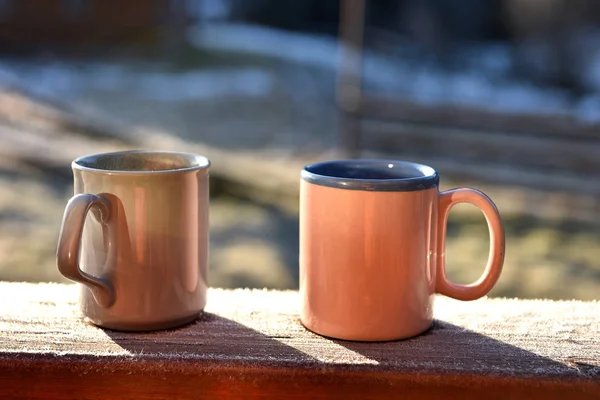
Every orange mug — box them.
[299,159,505,341]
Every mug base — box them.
[300,319,433,342]
[85,312,201,332]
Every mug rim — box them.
[72,150,210,175]
[301,159,439,192]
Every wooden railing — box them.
[0,282,598,399]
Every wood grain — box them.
[0,282,598,399]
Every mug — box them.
[56,150,210,331]
[300,159,504,341]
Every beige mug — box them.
[300,159,505,341]
[56,150,210,331]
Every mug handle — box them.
[436,188,505,301]
[56,194,115,307]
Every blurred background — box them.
[0,0,598,300]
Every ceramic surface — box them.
[300,159,504,341]
[57,150,210,331]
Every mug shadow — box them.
[101,314,595,378]
[96,313,598,399]
[331,319,596,378]
[101,312,316,365]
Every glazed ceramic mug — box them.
[56,150,210,331]
[300,159,505,341]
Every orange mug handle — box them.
[436,188,505,301]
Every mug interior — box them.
[302,159,439,191]
[74,151,209,173]
[305,160,435,180]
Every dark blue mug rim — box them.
[301,159,439,192]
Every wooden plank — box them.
[2,107,599,223]
[0,282,598,399]
[358,95,600,140]
[363,119,600,176]
[0,87,307,210]
[1,87,599,221]
[358,149,600,196]
[0,124,128,168]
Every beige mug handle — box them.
[57,194,115,307]
[436,188,505,301]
